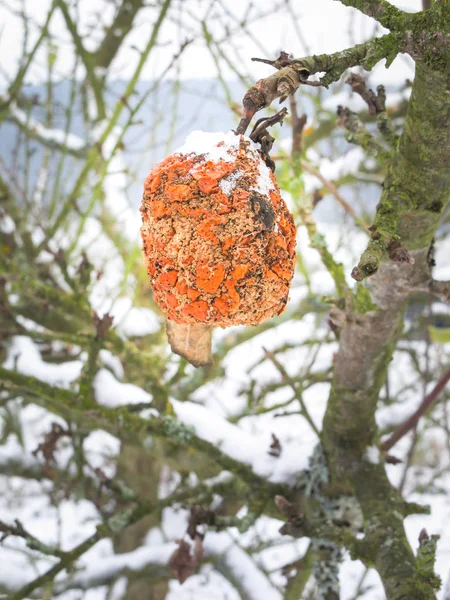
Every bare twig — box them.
[263,348,320,437]
[382,365,450,452]
[289,95,307,158]
[300,160,369,230]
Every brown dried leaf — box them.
[187,506,215,540]
[32,423,71,464]
[168,538,204,584]
[274,495,298,519]
[166,321,213,367]
[93,312,114,339]
[268,433,282,457]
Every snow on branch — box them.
[8,103,87,157]
[172,399,310,484]
[50,533,282,600]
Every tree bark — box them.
[322,57,450,599]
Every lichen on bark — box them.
[321,44,450,600]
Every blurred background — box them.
[1,1,450,599]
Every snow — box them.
[304,147,366,194]
[54,542,177,592]
[99,349,124,380]
[3,336,83,388]
[172,399,310,483]
[219,170,242,195]
[364,446,380,465]
[114,303,161,337]
[253,159,276,196]
[48,526,281,600]
[175,130,245,163]
[0,213,15,233]
[9,102,85,152]
[203,532,283,600]
[94,368,152,407]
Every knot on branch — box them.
[236,51,319,137]
[387,239,415,265]
[275,495,305,537]
[249,107,288,171]
[415,529,441,593]
[346,73,386,115]
[93,311,114,339]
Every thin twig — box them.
[382,365,450,452]
[263,348,320,437]
[301,161,369,231]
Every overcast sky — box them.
[0,0,422,87]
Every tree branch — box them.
[6,102,87,157]
[56,0,106,120]
[381,365,450,452]
[0,366,288,502]
[236,33,398,134]
[92,0,145,70]
[334,0,408,30]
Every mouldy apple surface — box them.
[141,131,296,327]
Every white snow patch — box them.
[0,213,15,233]
[304,147,366,194]
[171,399,310,483]
[3,336,83,388]
[365,445,380,465]
[53,542,177,593]
[252,159,275,196]
[10,102,85,151]
[115,303,161,337]
[94,368,152,407]
[99,349,124,380]
[203,532,282,600]
[175,130,243,163]
[219,170,242,195]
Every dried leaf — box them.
[166,322,213,367]
[168,537,204,584]
[268,433,282,457]
[93,312,114,338]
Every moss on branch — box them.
[335,0,408,31]
[353,59,450,280]
[0,366,287,507]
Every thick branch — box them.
[92,0,145,70]
[320,54,450,599]
[236,34,398,134]
[0,366,287,502]
[353,59,450,280]
[56,0,106,120]
[335,0,407,30]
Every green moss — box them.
[354,284,378,313]
[414,534,442,595]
